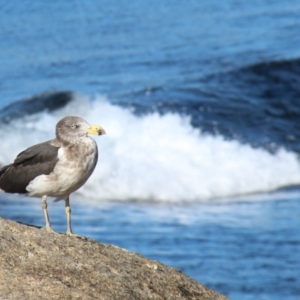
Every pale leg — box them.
[65,196,73,235]
[41,195,56,233]
[65,197,82,237]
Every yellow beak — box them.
[86,125,106,136]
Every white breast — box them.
[26,138,98,198]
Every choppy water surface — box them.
[1,1,300,299]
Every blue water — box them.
[1,1,300,299]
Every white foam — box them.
[1,93,300,203]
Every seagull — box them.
[0,116,106,236]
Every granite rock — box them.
[0,217,228,300]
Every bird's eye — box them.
[71,124,78,129]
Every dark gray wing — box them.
[0,141,60,194]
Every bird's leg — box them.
[65,197,83,238]
[65,196,73,235]
[41,195,56,233]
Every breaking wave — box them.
[0,93,299,202]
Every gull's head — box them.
[56,116,106,142]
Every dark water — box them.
[1,1,300,299]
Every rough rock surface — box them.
[0,217,228,300]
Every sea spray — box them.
[0,93,300,202]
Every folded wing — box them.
[0,141,60,194]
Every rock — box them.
[0,217,228,300]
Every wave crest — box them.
[1,93,300,202]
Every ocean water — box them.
[0,1,300,299]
